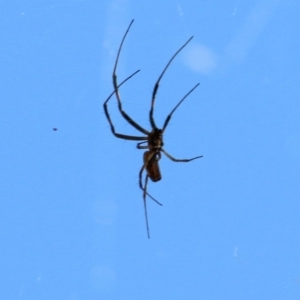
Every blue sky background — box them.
[1,0,300,299]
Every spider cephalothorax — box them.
[148,129,163,150]
[104,19,202,238]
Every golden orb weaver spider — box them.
[104,20,202,238]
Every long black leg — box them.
[143,174,150,238]
[104,70,148,140]
[149,36,194,130]
[137,141,149,149]
[112,19,149,135]
[138,162,162,239]
[161,148,202,162]
[162,83,200,132]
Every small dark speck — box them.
[53,128,58,131]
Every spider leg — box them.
[137,141,149,149]
[104,70,148,140]
[149,36,194,130]
[104,70,140,105]
[138,162,162,239]
[161,148,203,162]
[162,83,200,132]
[143,174,150,238]
[112,19,150,135]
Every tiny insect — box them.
[104,20,202,238]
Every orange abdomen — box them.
[143,151,162,182]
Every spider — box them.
[104,20,202,238]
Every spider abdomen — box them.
[144,151,162,182]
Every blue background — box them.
[1,0,300,299]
